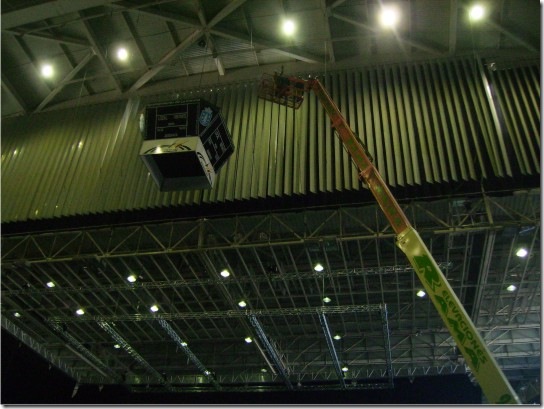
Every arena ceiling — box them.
[1,0,541,403]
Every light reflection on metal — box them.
[49,322,120,382]
[2,262,451,297]
[97,320,166,386]
[318,312,346,389]
[157,319,221,390]
[48,304,383,323]
[248,314,293,390]
[380,305,394,387]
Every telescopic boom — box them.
[258,73,520,404]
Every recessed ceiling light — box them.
[220,269,230,278]
[150,304,159,312]
[46,281,55,288]
[506,284,517,292]
[282,19,296,35]
[515,248,528,258]
[238,300,247,308]
[416,290,426,298]
[116,47,129,61]
[323,296,331,303]
[41,64,54,78]
[13,312,21,318]
[333,334,341,340]
[127,274,137,283]
[244,336,253,343]
[314,263,324,272]
[114,344,121,349]
[341,366,349,372]
[75,308,85,316]
[379,6,400,28]
[469,4,485,21]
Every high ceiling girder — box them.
[1,191,539,395]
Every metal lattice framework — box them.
[1,189,540,396]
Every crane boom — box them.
[258,73,520,404]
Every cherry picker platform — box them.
[258,72,520,405]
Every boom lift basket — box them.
[257,73,307,109]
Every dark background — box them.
[2,329,482,404]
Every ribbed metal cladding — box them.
[1,57,539,223]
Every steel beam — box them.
[96,321,166,385]
[318,313,345,388]
[248,314,293,390]
[157,319,221,390]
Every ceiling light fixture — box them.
[515,247,528,258]
[114,344,121,349]
[75,308,85,316]
[238,300,247,308]
[46,281,55,288]
[14,312,21,318]
[333,334,341,340]
[468,4,485,21]
[416,290,426,298]
[379,6,400,28]
[341,366,349,372]
[150,304,159,313]
[116,47,129,61]
[244,336,253,343]
[41,63,54,78]
[314,263,324,272]
[323,296,331,303]
[282,19,296,36]
[506,284,517,292]
[220,269,230,278]
[127,274,137,283]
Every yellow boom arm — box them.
[258,74,520,404]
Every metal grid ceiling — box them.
[1,190,540,396]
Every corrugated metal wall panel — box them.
[1,57,539,224]
[489,64,540,176]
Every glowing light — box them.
[46,281,55,288]
[333,334,341,340]
[342,366,349,372]
[506,284,517,292]
[469,4,485,21]
[14,312,21,318]
[314,263,324,272]
[244,337,253,343]
[416,290,426,298]
[114,344,121,349]
[282,19,296,35]
[323,296,331,303]
[515,248,528,258]
[220,269,230,278]
[150,304,159,312]
[379,6,400,28]
[41,64,54,78]
[238,300,247,308]
[127,274,137,283]
[76,308,85,315]
[116,47,129,61]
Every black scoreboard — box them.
[140,99,234,191]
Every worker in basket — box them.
[272,68,304,107]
